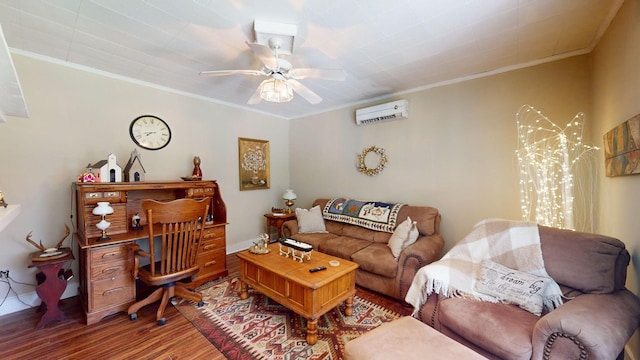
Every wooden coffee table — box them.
[237,243,359,345]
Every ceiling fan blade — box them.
[289,68,346,81]
[287,79,322,104]
[246,41,278,69]
[247,84,263,104]
[199,69,264,77]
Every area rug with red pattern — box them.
[175,275,411,360]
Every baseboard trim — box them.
[226,238,257,254]
[0,279,79,316]
[0,238,256,317]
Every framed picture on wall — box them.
[603,113,640,177]
[238,137,270,190]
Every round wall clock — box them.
[129,115,172,150]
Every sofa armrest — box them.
[397,234,444,299]
[282,220,299,238]
[532,289,640,360]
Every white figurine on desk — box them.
[131,212,142,230]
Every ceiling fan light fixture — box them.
[259,78,293,103]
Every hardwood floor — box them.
[0,253,241,360]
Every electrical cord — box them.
[0,185,77,310]
[0,276,35,309]
[6,276,36,286]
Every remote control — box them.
[309,266,327,273]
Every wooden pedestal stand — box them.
[29,248,74,329]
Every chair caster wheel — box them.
[130,313,137,321]
[158,318,166,326]
[197,301,204,307]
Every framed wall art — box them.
[238,137,270,190]
[603,113,640,177]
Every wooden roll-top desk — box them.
[74,180,228,325]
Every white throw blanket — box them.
[405,218,563,314]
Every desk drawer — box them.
[185,187,215,198]
[90,275,135,311]
[202,226,225,240]
[197,249,226,277]
[91,260,131,281]
[201,237,225,252]
[83,191,126,205]
[90,244,130,265]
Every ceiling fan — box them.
[199,37,346,105]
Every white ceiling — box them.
[0,0,623,120]
[0,23,28,121]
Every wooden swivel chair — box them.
[127,198,210,325]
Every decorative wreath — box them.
[357,145,388,176]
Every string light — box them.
[515,105,599,231]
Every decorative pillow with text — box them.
[475,259,551,316]
[295,206,328,234]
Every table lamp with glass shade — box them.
[283,189,297,213]
[93,201,114,241]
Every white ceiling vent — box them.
[355,100,408,126]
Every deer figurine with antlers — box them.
[26,224,70,257]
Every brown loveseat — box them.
[414,226,640,360]
[282,198,445,300]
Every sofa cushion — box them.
[289,232,339,250]
[475,260,551,316]
[295,206,327,233]
[396,206,440,236]
[318,236,371,260]
[324,221,345,235]
[439,298,537,360]
[539,226,630,293]
[372,230,392,244]
[351,243,397,278]
[342,222,376,241]
[388,217,418,258]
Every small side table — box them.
[264,212,296,243]
[28,248,74,329]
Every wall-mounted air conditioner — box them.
[355,100,408,126]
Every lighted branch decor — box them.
[357,145,388,176]
[515,105,599,231]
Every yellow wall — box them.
[290,56,591,254]
[1,6,638,356]
[0,54,290,314]
[590,0,640,356]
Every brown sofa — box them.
[282,198,445,300]
[414,226,640,360]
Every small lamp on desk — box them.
[283,189,296,213]
[93,202,114,241]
